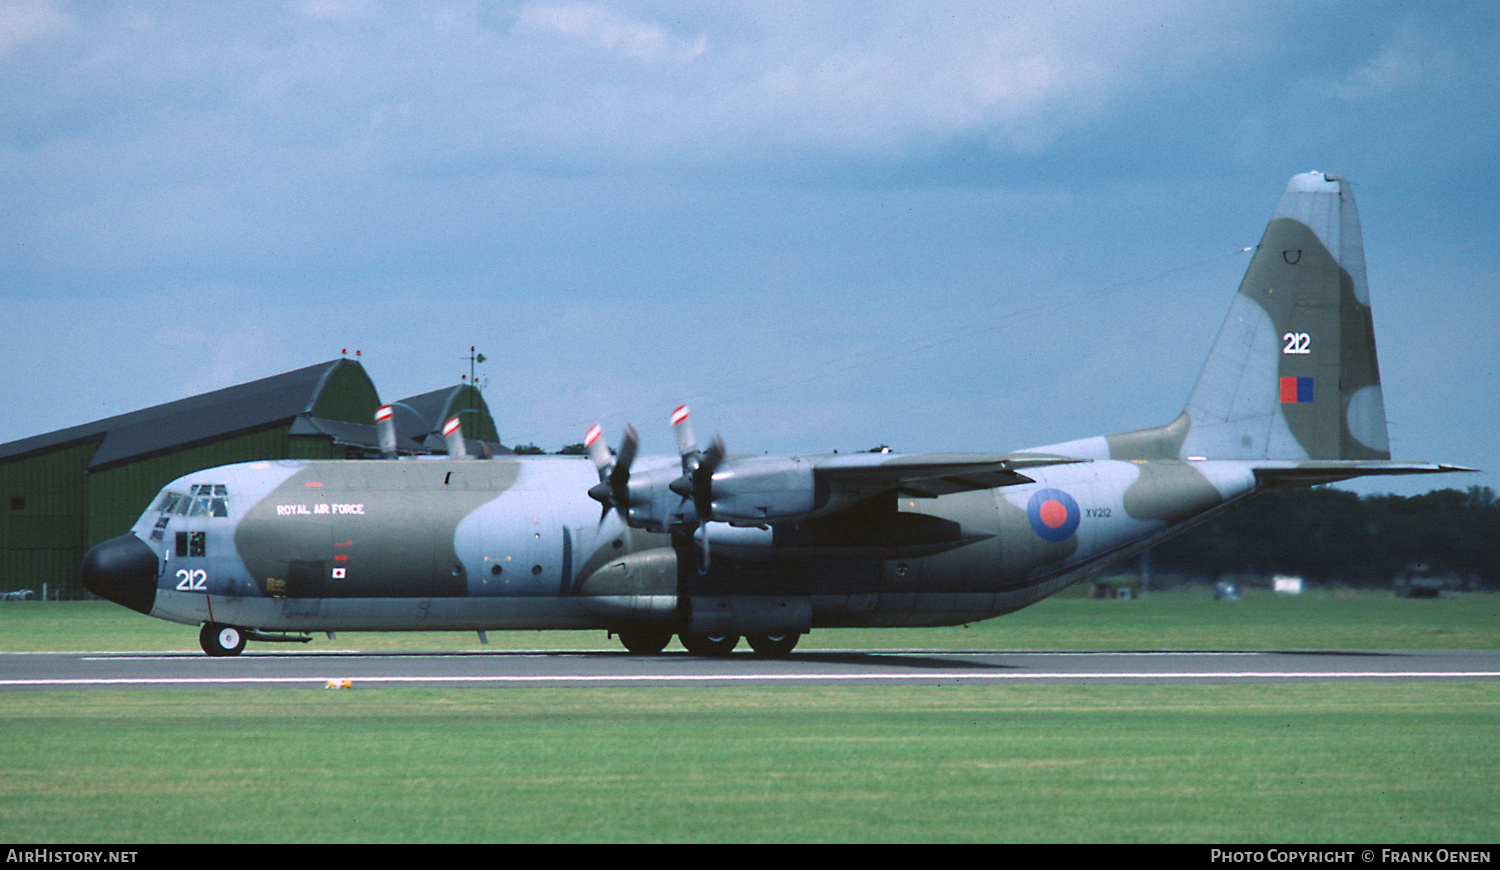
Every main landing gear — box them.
[614,631,801,657]
[678,632,740,656]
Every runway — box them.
[3,648,1499,689]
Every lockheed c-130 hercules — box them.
[82,173,1467,657]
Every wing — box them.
[691,450,1089,526]
[812,452,1087,500]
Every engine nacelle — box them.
[707,456,821,523]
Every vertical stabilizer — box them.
[1177,172,1390,461]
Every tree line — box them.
[1148,486,1499,587]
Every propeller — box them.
[586,423,637,524]
[583,408,726,572]
[668,406,725,572]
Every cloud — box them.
[511,2,705,63]
[2,1,1497,497]
[292,0,384,24]
[0,3,1290,177]
[1296,25,1446,102]
[0,0,69,58]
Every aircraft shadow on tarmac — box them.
[167,648,1020,669]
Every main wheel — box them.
[746,633,800,657]
[616,629,673,655]
[679,633,740,656]
[200,623,246,657]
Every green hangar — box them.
[0,359,499,599]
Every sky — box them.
[2,1,1497,497]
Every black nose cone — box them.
[81,534,160,615]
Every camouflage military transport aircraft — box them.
[81,173,1466,657]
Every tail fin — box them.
[1176,171,1389,461]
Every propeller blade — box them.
[609,425,638,489]
[691,433,726,524]
[375,405,397,459]
[442,416,468,459]
[671,405,696,470]
[699,523,711,574]
[585,423,611,481]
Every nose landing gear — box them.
[199,623,246,657]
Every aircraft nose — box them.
[80,534,160,615]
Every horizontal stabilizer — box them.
[1251,460,1476,490]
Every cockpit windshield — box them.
[154,484,229,518]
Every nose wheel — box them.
[200,623,247,657]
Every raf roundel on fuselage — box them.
[1027,488,1081,542]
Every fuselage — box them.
[84,452,1259,636]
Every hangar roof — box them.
[391,384,503,451]
[0,359,387,471]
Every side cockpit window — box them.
[175,531,206,558]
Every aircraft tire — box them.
[679,633,740,656]
[616,629,673,655]
[200,623,247,657]
[746,634,799,657]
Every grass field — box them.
[2,591,1497,843]
[2,684,1496,843]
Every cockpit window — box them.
[158,484,229,518]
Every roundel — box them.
[1027,488,1080,542]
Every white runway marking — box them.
[5,670,1500,687]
